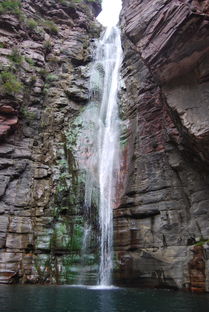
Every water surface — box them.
[1,285,209,312]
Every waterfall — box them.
[77,26,122,286]
[72,2,122,287]
[96,27,122,285]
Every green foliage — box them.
[8,48,23,65]
[20,106,36,120]
[195,239,209,246]
[46,74,59,82]
[70,223,84,251]
[34,254,54,283]
[51,222,69,250]
[0,0,21,16]
[50,219,83,252]
[62,254,81,266]
[25,56,35,66]
[0,70,23,95]
[41,19,58,35]
[43,40,53,51]
[26,18,38,30]
[65,116,84,149]
[38,68,49,78]
[57,165,71,190]
[0,42,5,48]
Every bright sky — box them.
[97,0,122,27]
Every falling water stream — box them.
[80,28,122,287]
[72,0,122,286]
[96,26,122,285]
[78,26,122,286]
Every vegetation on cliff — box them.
[0,0,101,285]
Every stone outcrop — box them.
[0,0,101,284]
[114,0,209,292]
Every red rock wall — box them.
[114,0,209,292]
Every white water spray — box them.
[95,26,122,285]
[74,0,122,286]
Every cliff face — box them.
[0,0,101,284]
[114,0,209,292]
[1,0,209,292]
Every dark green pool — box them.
[0,285,209,312]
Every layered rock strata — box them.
[1,0,209,292]
[0,0,101,284]
[114,0,209,292]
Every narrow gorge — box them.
[0,0,209,296]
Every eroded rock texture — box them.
[0,0,101,284]
[114,0,209,292]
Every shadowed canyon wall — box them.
[114,0,209,292]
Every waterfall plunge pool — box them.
[1,285,209,312]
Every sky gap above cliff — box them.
[97,0,122,26]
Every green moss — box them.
[120,136,128,147]
[51,222,71,250]
[70,223,84,251]
[0,70,23,95]
[53,152,84,217]
[83,253,97,266]
[50,218,84,252]
[63,254,81,266]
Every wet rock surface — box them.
[114,0,209,292]
[0,0,101,284]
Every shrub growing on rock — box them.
[0,0,21,16]
[41,19,58,35]
[0,70,23,95]
[25,56,35,66]
[46,74,59,82]
[26,18,38,31]
[8,48,23,66]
